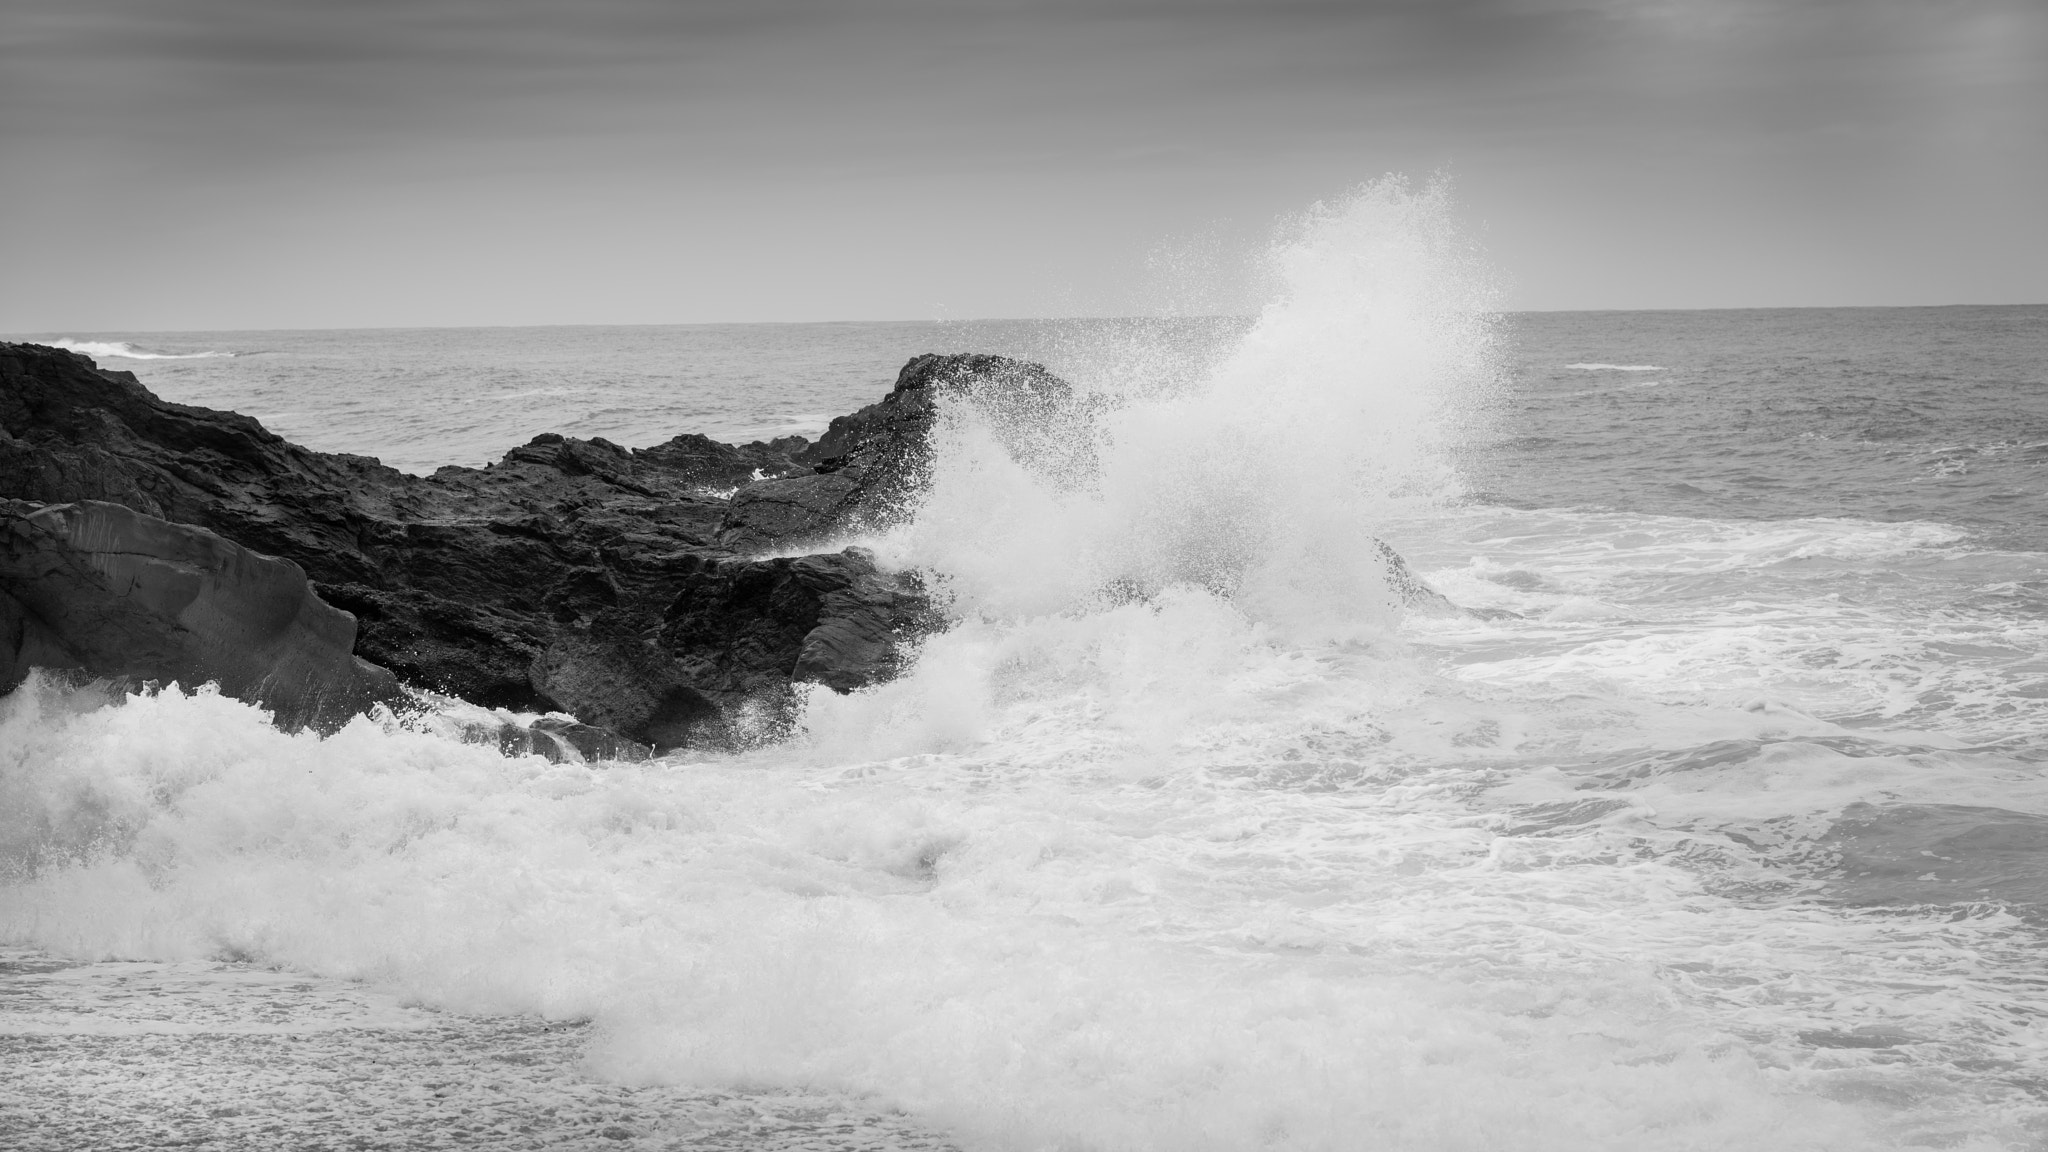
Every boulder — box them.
[0,499,401,732]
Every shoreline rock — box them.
[719,352,1086,550]
[0,342,1013,749]
[1,341,1484,752]
[1,498,401,733]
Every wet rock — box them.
[0,341,1480,748]
[632,432,811,492]
[718,472,864,553]
[437,711,654,763]
[1372,539,1521,621]
[0,342,964,749]
[660,548,937,740]
[720,352,1086,550]
[528,715,652,762]
[0,498,401,732]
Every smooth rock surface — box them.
[0,499,400,732]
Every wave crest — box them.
[880,178,1501,650]
[48,339,235,361]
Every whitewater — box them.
[6,184,2048,1150]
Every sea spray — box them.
[885,178,1500,644]
[7,188,2046,1151]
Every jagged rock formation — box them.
[1,498,401,732]
[663,547,939,710]
[0,342,997,749]
[720,353,1087,550]
[0,342,1491,752]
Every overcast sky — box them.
[4,0,2043,330]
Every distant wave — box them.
[1567,363,1664,372]
[48,339,236,361]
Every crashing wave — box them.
[48,339,235,361]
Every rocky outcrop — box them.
[1,342,1488,751]
[0,343,1019,749]
[0,498,401,732]
[719,353,1089,550]
[657,548,937,742]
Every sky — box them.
[3,0,2044,331]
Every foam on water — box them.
[7,184,2048,1150]
[45,338,235,360]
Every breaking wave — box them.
[6,180,2046,1150]
[881,177,1500,643]
[46,339,236,361]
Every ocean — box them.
[5,193,2048,1150]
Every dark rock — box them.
[0,341,1483,750]
[0,499,401,732]
[718,472,863,553]
[0,341,967,749]
[529,715,652,762]
[434,711,654,763]
[721,352,1089,550]
[659,547,937,743]
[633,432,811,492]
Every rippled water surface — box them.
[23,306,2045,550]
[1475,307,2048,550]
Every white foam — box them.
[5,647,2032,1148]
[1399,505,2043,749]
[879,178,1501,645]
[0,680,1893,1149]
[7,183,2047,1149]
[46,338,234,361]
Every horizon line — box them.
[6,301,2044,339]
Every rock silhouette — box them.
[0,342,972,748]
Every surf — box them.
[46,338,235,360]
[5,182,2045,1151]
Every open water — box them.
[5,186,2048,1150]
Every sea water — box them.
[6,184,2048,1150]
